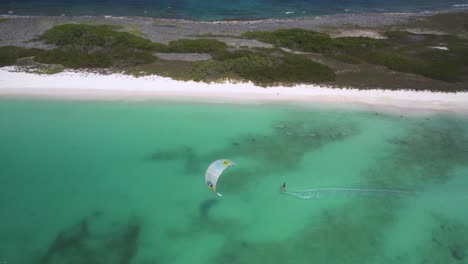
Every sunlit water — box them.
[0,99,467,264]
[1,0,468,20]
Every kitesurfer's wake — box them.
[280,183,417,199]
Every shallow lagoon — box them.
[0,99,467,264]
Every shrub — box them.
[35,24,158,68]
[38,24,156,51]
[243,28,333,53]
[192,50,335,86]
[0,46,43,66]
[167,39,227,53]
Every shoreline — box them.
[1,68,468,116]
[0,11,431,24]
[1,7,467,23]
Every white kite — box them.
[205,159,236,197]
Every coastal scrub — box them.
[243,28,468,82]
[166,39,227,53]
[192,49,335,85]
[0,46,42,66]
[31,24,335,85]
[243,28,333,53]
[35,24,158,68]
[3,16,466,88]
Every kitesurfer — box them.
[281,182,286,192]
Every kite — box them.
[205,159,236,197]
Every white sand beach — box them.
[1,67,468,115]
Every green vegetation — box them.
[243,28,334,53]
[0,46,43,66]
[165,39,228,53]
[124,28,145,36]
[3,21,466,89]
[192,49,335,85]
[34,24,230,68]
[35,48,157,68]
[38,24,155,50]
[125,60,193,80]
[242,28,385,54]
[121,24,145,36]
[381,31,468,81]
[41,64,65,74]
[404,12,468,35]
[35,24,158,68]
[19,64,65,75]
[127,47,335,85]
[243,28,468,82]
[0,18,9,23]
[29,24,334,85]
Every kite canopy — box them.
[205,159,236,196]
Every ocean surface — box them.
[0,0,468,20]
[0,99,467,264]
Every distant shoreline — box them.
[1,5,467,22]
[1,68,468,116]
[0,10,435,23]
[0,9,440,25]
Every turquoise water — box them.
[1,99,468,264]
[1,0,468,20]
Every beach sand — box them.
[1,67,468,116]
